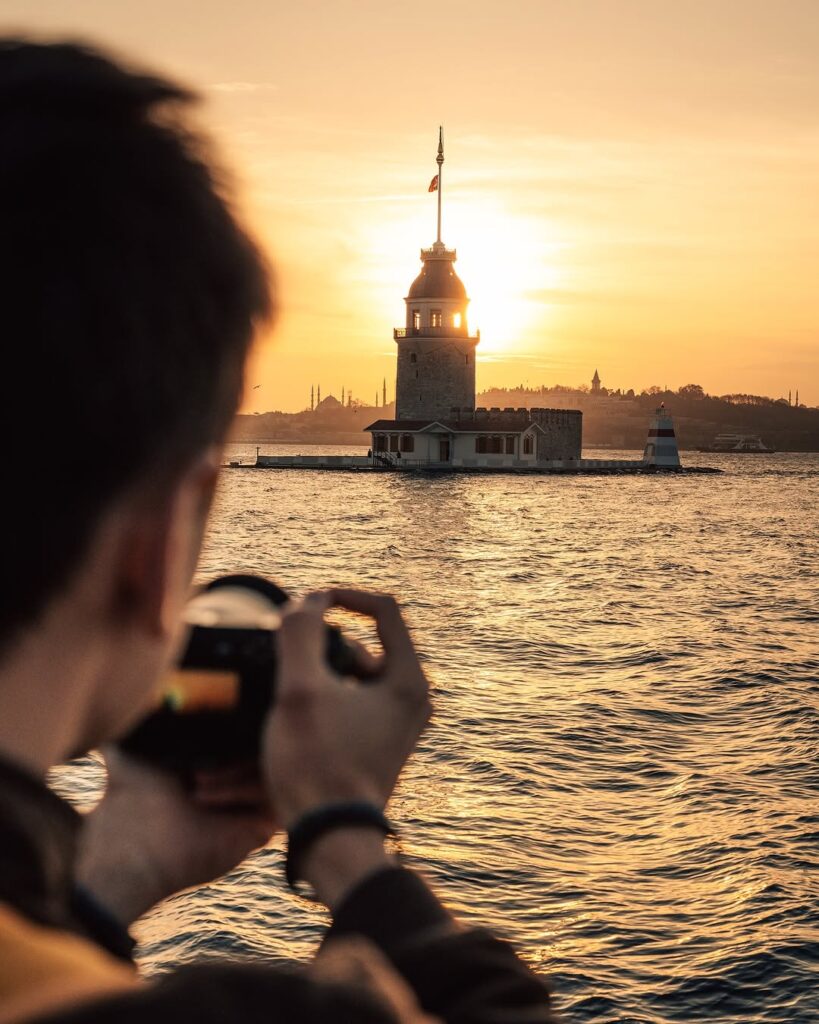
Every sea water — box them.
[52,447,819,1023]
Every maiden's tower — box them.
[365,129,582,466]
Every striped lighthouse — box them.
[643,403,681,469]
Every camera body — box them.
[119,575,356,772]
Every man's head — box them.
[0,39,272,764]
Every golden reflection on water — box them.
[54,448,819,1021]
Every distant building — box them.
[316,393,342,411]
[365,130,581,466]
[591,369,601,394]
[367,407,582,464]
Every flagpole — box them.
[436,125,444,244]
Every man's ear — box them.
[115,488,177,639]
[186,448,221,538]
[115,449,221,639]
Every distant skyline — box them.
[271,376,809,415]
[6,0,818,409]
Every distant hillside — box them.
[230,399,393,447]
[472,385,817,451]
[231,387,818,452]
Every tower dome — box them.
[407,250,467,300]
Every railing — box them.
[394,326,479,340]
[372,455,449,468]
[420,246,457,260]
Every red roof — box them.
[364,417,545,434]
[364,419,436,431]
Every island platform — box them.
[229,454,719,475]
[227,405,721,476]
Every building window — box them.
[410,352,417,363]
[400,434,414,453]
[430,309,442,328]
[374,434,387,452]
[476,435,506,453]
[453,312,462,329]
[465,354,469,364]
[412,310,421,330]
[523,434,534,455]
[389,435,400,452]
[505,436,515,454]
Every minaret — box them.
[317,384,321,405]
[310,385,314,411]
[394,128,479,421]
[382,377,387,407]
[342,386,346,406]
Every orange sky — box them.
[6,0,818,410]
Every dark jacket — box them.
[0,757,557,1023]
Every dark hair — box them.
[0,39,272,650]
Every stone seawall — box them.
[240,454,716,474]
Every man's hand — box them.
[263,590,431,907]
[76,750,276,927]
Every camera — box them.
[119,574,357,772]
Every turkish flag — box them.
[428,175,439,193]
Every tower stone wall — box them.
[531,408,582,460]
[396,336,478,420]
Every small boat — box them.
[697,433,776,453]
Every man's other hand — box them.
[262,590,431,907]
[76,751,276,927]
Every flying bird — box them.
[252,384,261,389]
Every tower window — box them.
[453,312,462,329]
[465,354,469,365]
[410,353,417,363]
[505,436,515,454]
[430,309,442,328]
[412,310,421,330]
[523,434,534,455]
[389,435,400,452]
[400,434,415,453]
[476,436,487,454]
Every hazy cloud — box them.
[208,81,278,94]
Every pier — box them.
[227,453,720,475]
